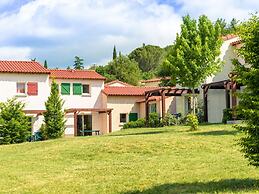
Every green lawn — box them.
[0,125,259,194]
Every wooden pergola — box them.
[201,79,240,122]
[144,87,198,120]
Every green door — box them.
[129,113,138,122]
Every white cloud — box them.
[176,0,259,21]
[0,47,31,60]
[0,0,258,67]
[0,0,181,67]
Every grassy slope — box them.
[0,125,259,194]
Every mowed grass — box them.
[0,125,259,194]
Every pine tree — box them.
[113,45,117,60]
[233,15,259,166]
[43,80,66,139]
[44,60,48,69]
[73,56,84,70]
[0,98,31,144]
[159,15,222,114]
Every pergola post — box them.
[231,82,237,120]
[74,111,77,136]
[161,90,166,119]
[108,111,112,133]
[145,93,150,121]
[203,86,209,123]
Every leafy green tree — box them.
[159,15,222,114]
[73,56,84,70]
[0,98,31,144]
[113,45,117,60]
[43,80,66,139]
[129,44,165,72]
[107,54,141,85]
[44,60,48,69]
[233,15,259,167]
[67,66,71,70]
[216,18,239,35]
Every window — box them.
[73,83,82,95]
[17,82,26,94]
[82,84,90,95]
[120,113,127,123]
[149,103,157,113]
[129,113,138,122]
[61,83,70,95]
[27,82,38,96]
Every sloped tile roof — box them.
[0,60,50,74]
[222,34,238,41]
[103,86,158,96]
[49,69,105,80]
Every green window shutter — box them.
[61,83,70,95]
[129,113,138,122]
[73,83,82,95]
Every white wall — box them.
[107,96,142,131]
[53,79,104,109]
[206,37,239,83]
[203,37,240,123]
[0,73,50,110]
[207,89,226,123]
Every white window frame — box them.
[120,113,127,124]
[82,84,91,96]
[16,82,27,97]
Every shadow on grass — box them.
[191,130,238,136]
[109,130,167,137]
[123,179,259,194]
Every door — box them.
[77,115,92,136]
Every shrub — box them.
[162,113,178,126]
[147,112,161,128]
[222,108,233,124]
[123,118,146,129]
[0,98,31,145]
[186,114,199,131]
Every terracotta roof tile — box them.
[230,40,242,46]
[222,34,238,41]
[103,86,158,96]
[50,69,105,80]
[0,60,49,74]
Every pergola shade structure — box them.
[144,87,199,120]
[201,79,241,122]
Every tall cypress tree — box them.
[113,45,117,60]
[44,60,48,69]
[43,80,65,139]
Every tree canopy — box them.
[233,15,259,167]
[129,44,165,73]
[216,18,239,35]
[74,56,84,70]
[158,15,223,113]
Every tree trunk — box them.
[192,88,196,115]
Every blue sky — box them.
[0,0,258,68]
